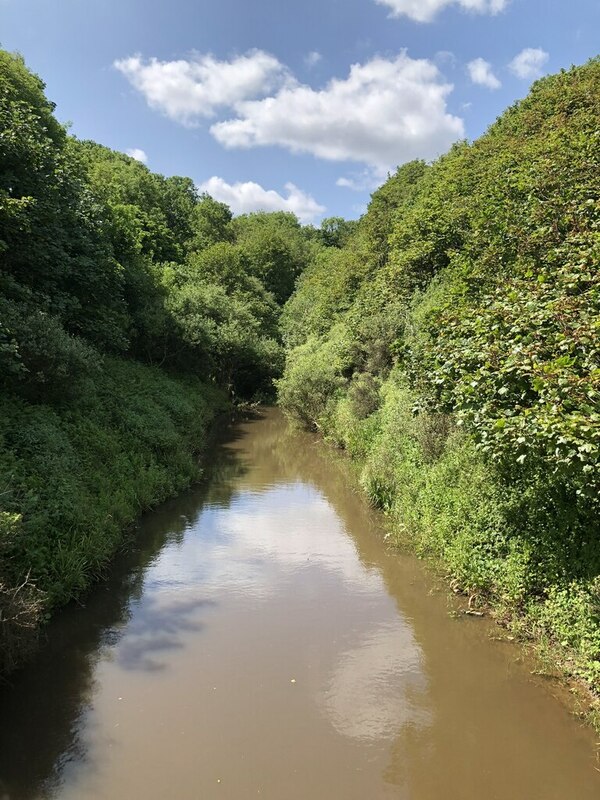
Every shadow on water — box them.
[0,419,248,800]
[116,595,217,674]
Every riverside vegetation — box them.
[278,57,600,713]
[1,48,599,718]
[0,50,332,672]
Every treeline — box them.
[278,59,600,694]
[1,49,317,400]
[0,50,345,671]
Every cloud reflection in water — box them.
[321,622,431,742]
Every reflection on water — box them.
[322,622,430,742]
[116,595,216,673]
[0,409,599,800]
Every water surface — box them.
[0,409,598,799]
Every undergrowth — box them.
[0,357,225,671]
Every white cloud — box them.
[336,177,364,191]
[375,0,509,23]
[336,169,381,192]
[126,147,148,163]
[467,57,501,89]
[114,50,290,125]
[197,177,325,223]
[508,47,549,79]
[211,53,464,174]
[115,49,464,174]
[305,51,322,68]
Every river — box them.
[0,408,598,799]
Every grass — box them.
[0,356,226,675]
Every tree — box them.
[187,193,233,252]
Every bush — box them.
[278,59,600,692]
[0,299,102,403]
[0,512,45,674]
[277,325,352,428]
[0,358,225,608]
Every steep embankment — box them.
[0,50,315,673]
[0,361,225,673]
[278,59,600,707]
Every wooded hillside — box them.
[0,50,324,671]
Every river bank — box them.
[276,60,600,728]
[0,358,227,676]
[1,408,599,799]
[280,382,600,734]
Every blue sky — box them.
[1,0,599,222]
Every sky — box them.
[1,0,599,223]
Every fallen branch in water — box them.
[0,573,46,677]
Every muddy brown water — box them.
[1,409,599,800]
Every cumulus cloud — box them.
[211,53,464,173]
[114,50,290,124]
[467,57,501,89]
[126,148,148,163]
[508,47,549,79]
[375,0,509,23]
[197,177,325,223]
[115,49,464,173]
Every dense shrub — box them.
[0,359,225,606]
[278,59,600,692]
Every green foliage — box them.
[0,298,102,403]
[278,58,600,692]
[276,325,352,427]
[166,277,282,397]
[0,359,225,607]
[416,266,600,490]
[1,47,314,402]
[361,159,428,269]
[316,216,359,249]
[187,193,233,252]
[0,47,323,673]
[0,54,129,351]
[280,244,371,349]
[78,140,195,262]
[232,211,314,304]
[0,509,44,674]
[533,581,600,684]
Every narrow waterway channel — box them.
[1,408,599,800]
